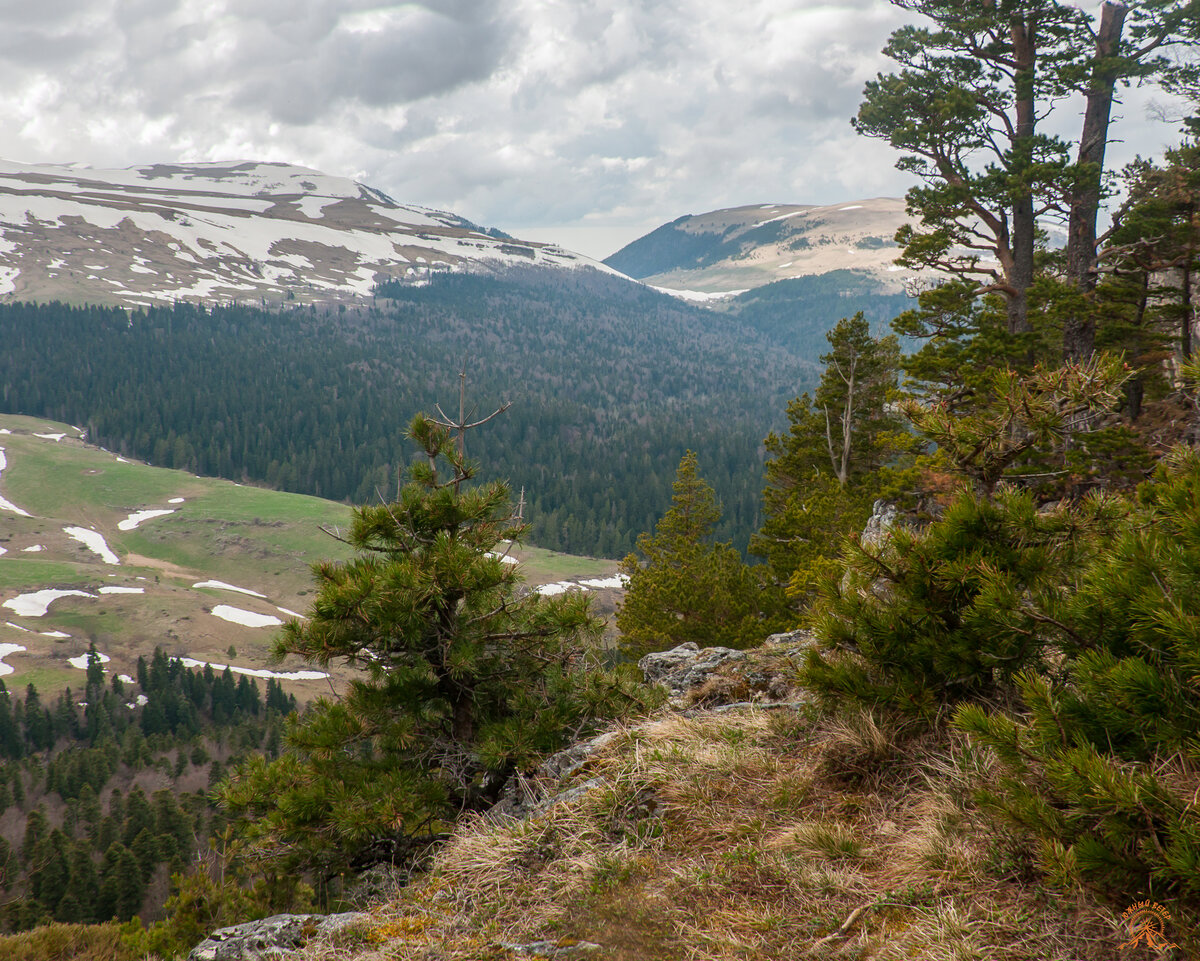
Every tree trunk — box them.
[1008,13,1037,338]
[1064,1,1128,363]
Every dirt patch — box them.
[123,553,196,578]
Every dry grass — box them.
[290,704,1134,961]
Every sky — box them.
[0,1,1191,260]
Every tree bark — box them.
[1008,12,1037,338]
[1064,1,1129,363]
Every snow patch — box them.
[64,526,120,564]
[0,643,26,676]
[276,607,305,618]
[98,586,145,595]
[117,508,175,530]
[194,580,266,598]
[650,285,748,303]
[210,605,282,628]
[22,545,44,552]
[168,497,185,504]
[33,432,65,441]
[0,448,33,517]
[3,589,96,617]
[173,656,328,681]
[68,650,110,670]
[39,630,71,638]
[533,581,587,596]
[578,575,629,590]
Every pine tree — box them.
[957,449,1200,940]
[218,411,648,883]
[617,451,781,658]
[801,486,1123,722]
[753,314,913,604]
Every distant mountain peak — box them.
[605,197,915,295]
[0,159,611,307]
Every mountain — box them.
[603,197,914,296]
[0,160,613,307]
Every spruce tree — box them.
[617,451,781,658]
[218,412,648,883]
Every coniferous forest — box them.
[0,649,296,932]
[0,268,829,558]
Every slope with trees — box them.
[616,451,785,658]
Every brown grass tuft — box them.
[287,704,1134,961]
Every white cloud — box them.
[0,1,1188,260]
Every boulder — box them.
[187,912,370,961]
[638,643,747,699]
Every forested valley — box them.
[0,268,833,559]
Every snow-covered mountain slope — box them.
[0,160,613,307]
[605,197,916,295]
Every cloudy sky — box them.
[0,1,1190,259]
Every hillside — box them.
[171,640,1134,961]
[0,273,818,559]
[603,198,915,295]
[0,415,620,699]
[0,160,614,308]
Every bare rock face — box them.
[187,912,370,961]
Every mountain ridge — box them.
[0,159,617,308]
[604,197,915,295]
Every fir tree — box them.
[753,313,913,605]
[617,451,782,658]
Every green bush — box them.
[801,487,1121,722]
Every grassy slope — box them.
[0,415,618,700]
[286,699,1131,961]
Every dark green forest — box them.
[717,270,912,354]
[0,649,297,931]
[0,267,843,557]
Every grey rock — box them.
[763,629,815,649]
[861,499,898,549]
[637,642,702,683]
[187,912,369,961]
[638,644,747,699]
[539,731,620,781]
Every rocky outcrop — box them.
[638,632,813,706]
[490,632,813,821]
[187,912,370,961]
[861,499,899,548]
